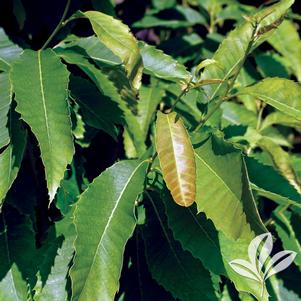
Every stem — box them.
[169,79,193,112]
[256,102,265,131]
[193,21,259,132]
[193,94,236,132]
[41,0,71,50]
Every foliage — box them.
[0,0,301,300]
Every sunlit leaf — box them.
[156,111,196,207]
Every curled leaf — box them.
[155,111,196,207]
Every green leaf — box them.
[70,75,121,140]
[0,73,12,149]
[133,6,206,29]
[268,20,301,81]
[79,11,143,90]
[194,135,265,239]
[238,78,301,121]
[0,28,22,71]
[11,49,75,201]
[257,137,301,194]
[57,48,146,155]
[138,42,191,83]
[70,159,148,301]
[273,208,301,270]
[255,52,290,78]
[0,210,38,299]
[58,36,122,67]
[138,78,165,140]
[261,111,301,130]
[0,110,27,207]
[142,191,217,301]
[34,212,76,301]
[161,188,226,275]
[201,0,294,101]
[245,156,301,208]
[221,102,257,128]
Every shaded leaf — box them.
[0,110,27,207]
[268,20,301,81]
[0,73,12,149]
[142,191,217,301]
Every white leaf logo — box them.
[229,232,297,297]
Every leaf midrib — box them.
[37,51,52,163]
[76,160,146,299]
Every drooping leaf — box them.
[57,48,146,155]
[11,49,75,201]
[34,212,76,301]
[70,159,148,301]
[273,208,301,270]
[0,110,27,207]
[200,0,294,102]
[0,28,22,71]
[0,73,12,149]
[194,135,263,239]
[142,191,217,301]
[237,78,301,121]
[69,75,121,140]
[156,111,196,207]
[268,20,301,81]
[0,209,38,299]
[138,42,191,83]
[78,11,143,90]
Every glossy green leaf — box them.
[0,28,22,71]
[142,191,217,301]
[194,135,265,239]
[237,78,301,121]
[156,111,196,207]
[268,20,301,81]
[0,73,12,149]
[11,49,74,201]
[139,42,191,83]
[0,111,27,207]
[70,159,148,301]
[79,11,143,90]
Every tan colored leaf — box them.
[155,111,196,207]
